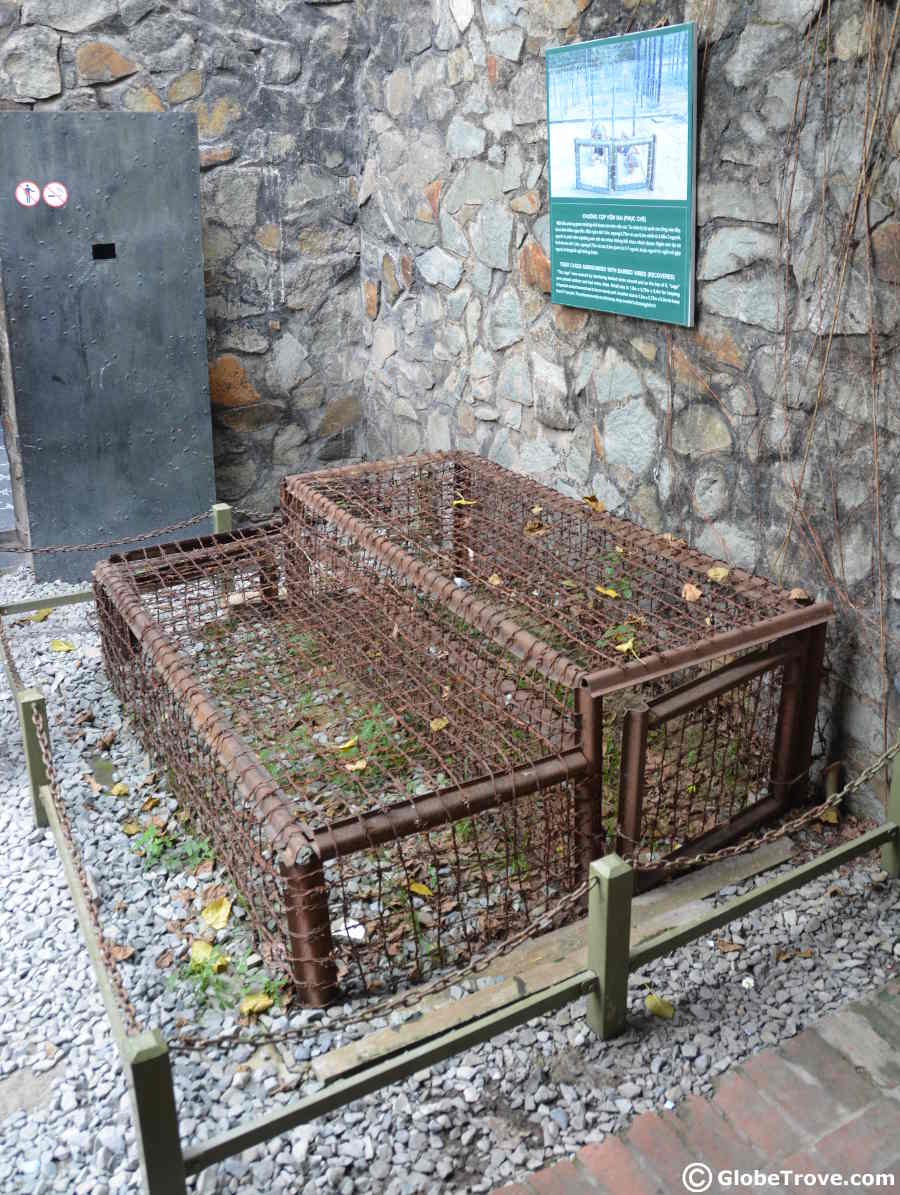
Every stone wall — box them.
[357,0,900,810]
[2,1,899,807]
[0,0,366,513]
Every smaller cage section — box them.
[93,520,591,1005]
[283,452,832,887]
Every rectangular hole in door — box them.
[92,243,116,260]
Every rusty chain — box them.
[0,505,280,557]
[170,733,900,1055]
[30,702,142,1035]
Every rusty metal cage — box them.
[94,452,831,1006]
[283,452,833,890]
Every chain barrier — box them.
[0,506,280,556]
[30,703,142,1035]
[170,734,900,1055]
[0,511,212,554]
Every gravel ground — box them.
[0,562,898,1195]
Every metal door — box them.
[0,112,215,580]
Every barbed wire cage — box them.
[94,452,831,1006]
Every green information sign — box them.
[546,23,697,327]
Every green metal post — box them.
[16,688,49,828]
[122,1030,188,1195]
[585,853,633,1040]
[211,502,233,535]
[883,754,900,879]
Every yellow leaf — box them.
[707,565,730,583]
[201,895,232,930]
[240,992,273,1017]
[110,782,129,797]
[681,583,702,603]
[531,504,543,515]
[582,495,605,513]
[790,587,810,603]
[334,736,358,752]
[523,519,548,536]
[29,608,52,623]
[452,497,477,507]
[614,637,634,654]
[595,585,619,599]
[121,820,141,836]
[190,940,213,966]
[140,795,159,812]
[409,881,433,898]
[645,993,674,1019]
[487,573,503,587]
[50,639,74,653]
[345,758,367,773]
[818,807,839,825]
[429,716,449,733]
[561,579,579,589]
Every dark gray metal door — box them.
[0,112,215,581]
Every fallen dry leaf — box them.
[531,504,543,515]
[121,820,141,837]
[561,579,579,589]
[50,639,74,653]
[681,582,703,603]
[789,587,810,603]
[592,425,603,459]
[818,807,839,825]
[614,637,635,655]
[140,795,160,812]
[109,782,129,798]
[82,773,103,796]
[190,940,229,972]
[108,943,135,962]
[345,758,367,773]
[409,881,433,898]
[487,573,503,587]
[154,949,174,970]
[97,729,117,752]
[452,497,477,507]
[716,939,743,954]
[595,585,619,599]
[334,736,358,752]
[240,992,274,1017]
[582,495,605,514]
[645,993,674,1019]
[523,519,548,536]
[201,895,232,930]
[29,608,52,623]
[430,716,449,733]
[707,565,730,583]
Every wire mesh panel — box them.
[94,523,588,1003]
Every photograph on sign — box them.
[546,23,696,327]
[43,181,68,208]
[14,180,40,207]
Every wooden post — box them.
[883,752,900,879]
[211,503,233,535]
[122,1030,188,1195]
[16,688,49,828]
[585,853,633,1040]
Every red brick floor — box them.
[494,979,900,1194]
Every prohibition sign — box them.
[15,180,40,207]
[43,182,68,208]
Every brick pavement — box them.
[495,979,900,1194]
